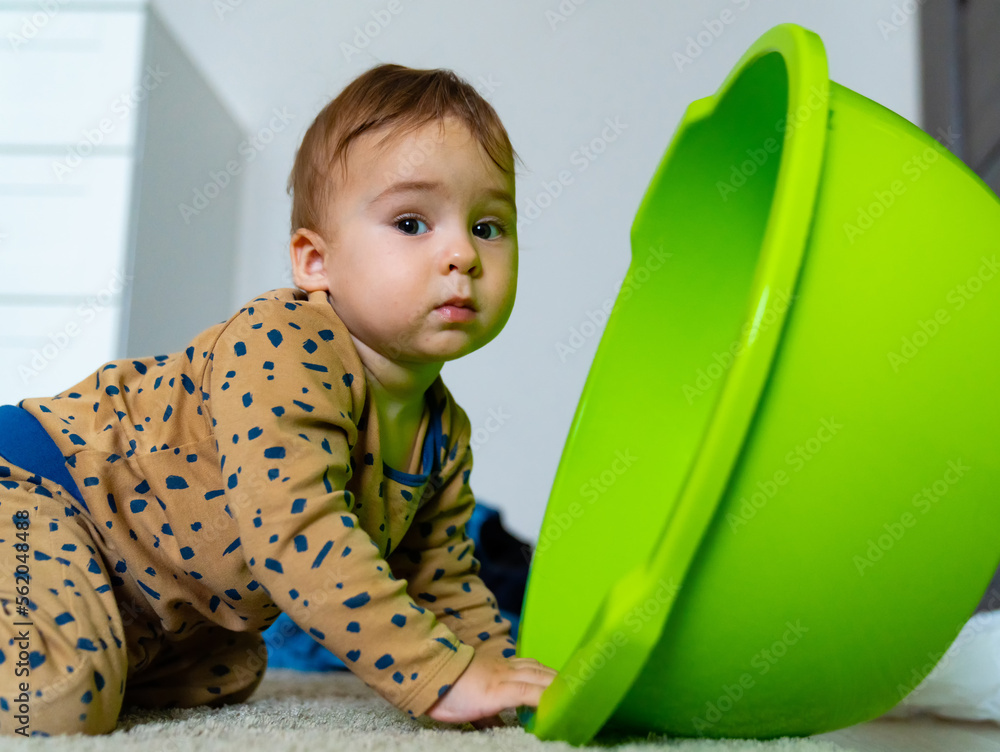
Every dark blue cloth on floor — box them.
[263,501,532,671]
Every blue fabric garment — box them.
[263,501,531,671]
[0,404,86,507]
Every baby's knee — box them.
[0,652,123,737]
[207,664,265,707]
[0,592,127,737]
[125,628,267,710]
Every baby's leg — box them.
[0,463,127,736]
[123,625,267,710]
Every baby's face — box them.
[314,116,517,366]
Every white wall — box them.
[148,0,921,543]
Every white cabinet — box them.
[0,1,244,404]
[0,154,135,296]
[1,9,145,147]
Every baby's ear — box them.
[289,228,331,292]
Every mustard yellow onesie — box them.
[0,287,514,736]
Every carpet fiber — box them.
[18,668,862,751]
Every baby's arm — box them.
[203,297,480,718]
[387,415,515,662]
[387,405,557,722]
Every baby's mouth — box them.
[437,295,477,311]
[435,298,478,323]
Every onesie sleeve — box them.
[204,297,474,718]
[386,407,517,664]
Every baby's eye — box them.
[395,216,429,235]
[471,221,504,240]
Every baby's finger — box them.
[501,679,548,709]
[508,657,558,674]
[519,664,558,680]
[508,666,557,691]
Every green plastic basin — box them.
[517,22,1000,744]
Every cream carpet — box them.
[20,668,862,752]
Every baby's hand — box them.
[425,650,557,725]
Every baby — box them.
[0,63,556,737]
